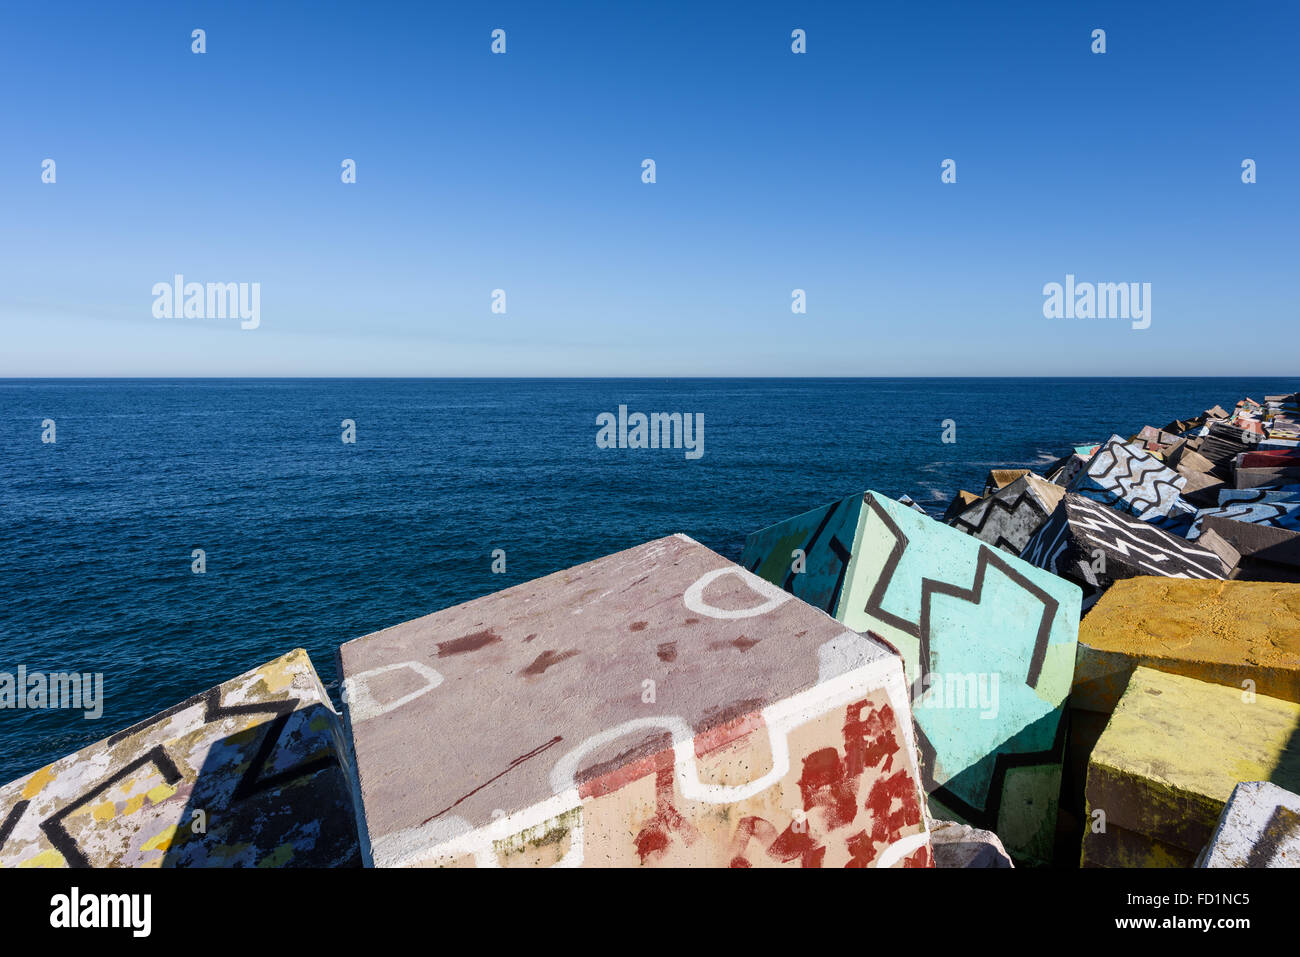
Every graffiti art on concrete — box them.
[741,493,864,616]
[338,535,933,868]
[1067,436,1190,522]
[747,492,1081,864]
[948,472,1064,555]
[1081,668,1300,867]
[1019,493,1230,597]
[0,649,361,868]
[1199,781,1300,868]
[1219,486,1300,506]
[1187,502,1300,540]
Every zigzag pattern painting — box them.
[948,472,1064,555]
[1020,493,1230,594]
[1068,435,1188,521]
[745,491,1081,865]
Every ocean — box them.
[1,376,1295,784]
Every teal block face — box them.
[743,490,1082,865]
[739,493,864,616]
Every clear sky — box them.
[1,1,1295,376]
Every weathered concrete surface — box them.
[1199,781,1300,868]
[1068,436,1190,522]
[749,491,1081,864]
[1195,529,1242,575]
[0,649,361,868]
[741,494,866,617]
[1081,668,1300,867]
[1019,493,1229,599]
[982,469,1030,495]
[1178,469,1226,508]
[929,818,1014,868]
[942,490,983,522]
[1188,502,1300,540]
[339,535,933,868]
[1073,578,1300,714]
[1220,486,1300,506]
[949,472,1064,555]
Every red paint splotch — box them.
[522,648,579,676]
[632,750,698,864]
[629,621,648,632]
[436,629,501,657]
[656,642,677,663]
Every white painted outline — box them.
[341,661,443,723]
[681,566,792,619]
[378,643,930,868]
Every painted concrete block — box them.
[339,535,933,868]
[1199,422,1258,475]
[929,819,1014,868]
[0,649,361,868]
[1019,493,1229,599]
[1072,578,1300,715]
[942,490,983,522]
[1188,502,1300,540]
[948,472,1064,555]
[1046,444,1101,487]
[898,494,928,515]
[1220,486,1300,506]
[748,491,1082,864]
[1068,436,1188,522]
[982,469,1030,495]
[741,494,864,616]
[1199,781,1300,868]
[1081,668,1300,867]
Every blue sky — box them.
[1,1,1295,376]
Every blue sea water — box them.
[1,376,1296,785]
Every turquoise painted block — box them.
[740,492,864,617]
[744,491,1083,864]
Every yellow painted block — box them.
[1081,667,1300,867]
[1074,578,1300,715]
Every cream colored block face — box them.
[399,663,930,869]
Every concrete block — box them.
[1199,781,1300,868]
[1073,578,1300,715]
[1169,446,1216,475]
[0,649,361,868]
[1178,469,1226,508]
[982,469,1030,495]
[1200,515,1300,566]
[340,535,933,868]
[1188,502,1300,541]
[1219,486,1300,506]
[942,490,983,522]
[948,472,1064,555]
[1019,493,1229,598]
[1068,436,1188,522]
[749,492,1082,864]
[1195,529,1242,573]
[1080,668,1300,867]
[1236,468,1300,489]
[1199,422,1258,475]
[929,819,1014,868]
